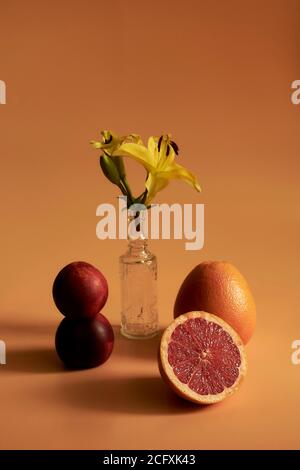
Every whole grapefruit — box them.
[174,261,256,344]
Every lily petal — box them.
[147,136,156,154]
[145,172,170,204]
[127,134,143,145]
[160,146,176,170]
[157,163,201,192]
[157,134,176,170]
[148,136,159,166]
[90,140,104,149]
[117,142,155,172]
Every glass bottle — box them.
[119,217,158,339]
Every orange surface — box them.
[0,0,300,450]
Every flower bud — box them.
[114,156,126,179]
[100,155,121,186]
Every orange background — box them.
[0,0,300,450]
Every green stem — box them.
[121,177,134,205]
[141,189,148,204]
[134,190,146,202]
[118,180,128,197]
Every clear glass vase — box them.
[119,220,159,339]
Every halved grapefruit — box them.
[159,311,247,404]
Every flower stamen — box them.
[157,135,163,152]
[104,135,112,144]
[170,140,179,155]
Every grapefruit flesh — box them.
[159,312,247,404]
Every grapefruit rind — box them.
[173,261,256,344]
[159,311,247,404]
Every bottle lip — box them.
[128,237,148,248]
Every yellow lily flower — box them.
[90,130,141,156]
[119,134,201,204]
[90,130,143,206]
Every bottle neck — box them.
[128,217,148,257]
[128,237,148,256]
[127,215,149,256]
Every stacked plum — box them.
[52,261,114,369]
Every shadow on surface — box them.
[112,326,163,361]
[3,347,63,374]
[58,375,206,416]
[0,321,56,336]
